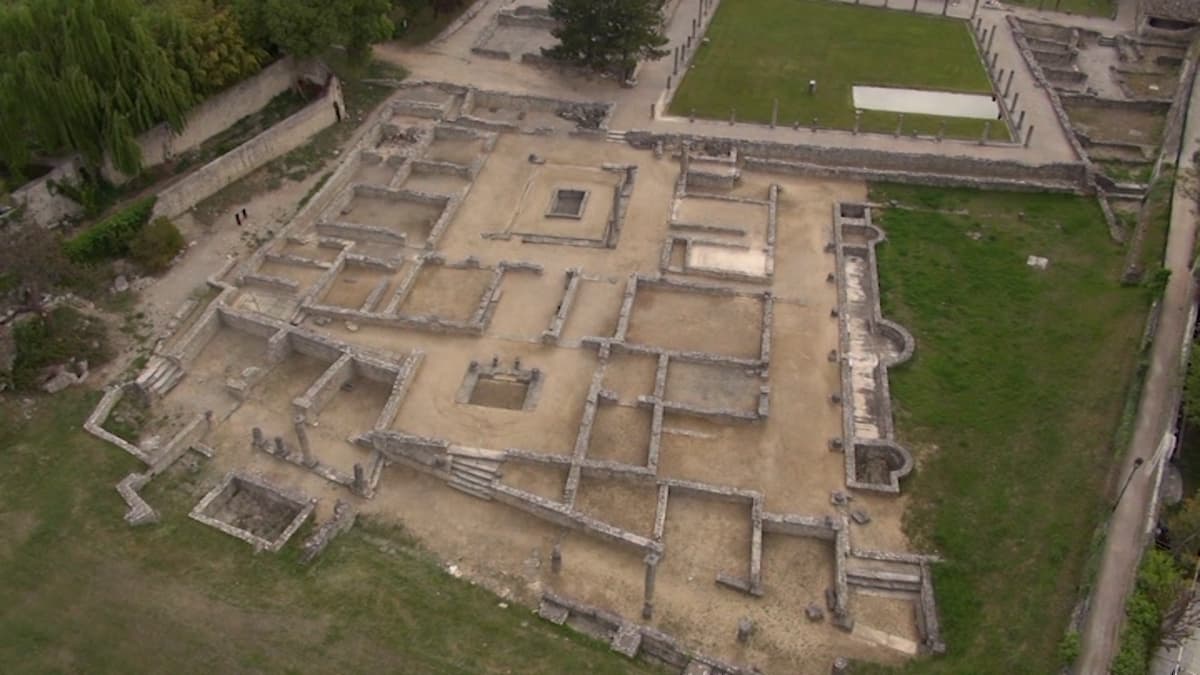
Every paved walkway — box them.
[1076,52,1200,675]
[378,0,1138,166]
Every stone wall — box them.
[152,76,344,220]
[103,57,317,184]
[11,57,322,228]
[625,130,1089,192]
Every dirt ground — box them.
[145,118,919,673]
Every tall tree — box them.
[543,0,669,77]
[231,0,392,64]
[147,0,266,97]
[0,0,194,177]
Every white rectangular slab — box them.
[851,85,1000,120]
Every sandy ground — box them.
[144,120,921,673]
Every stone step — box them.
[846,570,922,593]
[451,473,496,491]
[448,476,493,500]
[452,463,500,482]
[451,458,503,473]
[152,366,184,395]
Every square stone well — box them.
[189,472,316,552]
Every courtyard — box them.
[669,0,1002,138]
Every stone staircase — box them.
[844,556,924,594]
[605,130,627,145]
[135,355,185,399]
[446,446,505,500]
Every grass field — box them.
[854,186,1151,673]
[670,0,1002,139]
[0,392,660,674]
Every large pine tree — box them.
[543,0,669,77]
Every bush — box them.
[129,217,185,273]
[6,306,110,391]
[1111,549,1185,675]
[63,196,157,263]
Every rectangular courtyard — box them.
[670,0,1003,138]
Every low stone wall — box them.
[627,130,1087,192]
[152,76,344,220]
[536,592,754,674]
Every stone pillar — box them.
[673,47,679,73]
[730,108,736,125]
[1004,69,1015,98]
[943,0,950,15]
[911,0,918,11]
[811,117,818,132]
[273,436,287,458]
[294,414,314,466]
[252,427,265,449]
[937,121,946,142]
[737,617,754,644]
[980,120,991,144]
[986,27,996,54]
[1017,109,1026,131]
[1024,125,1034,148]
[642,554,659,619]
[853,110,861,134]
[990,52,998,74]
[551,543,563,573]
[650,103,656,120]
[353,463,367,496]
[689,108,695,123]
[895,114,904,137]
[771,98,779,129]
[831,657,850,674]
[971,0,980,17]
[1011,91,1020,111]
[681,141,691,175]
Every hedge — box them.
[63,196,157,263]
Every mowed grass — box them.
[0,392,661,674]
[860,185,1150,674]
[670,0,1002,138]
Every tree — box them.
[0,0,195,177]
[147,0,266,97]
[231,0,392,64]
[343,0,395,65]
[543,0,669,77]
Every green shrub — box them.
[62,196,157,263]
[129,217,185,273]
[6,306,110,391]
[1111,549,1185,675]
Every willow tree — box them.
[0,0,194,178]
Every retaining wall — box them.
[625,130,1089,192]
[12,57,322,228]
[152,77,344,220]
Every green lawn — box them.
[670,0,1002,138]
[0,391,660,674]
[858,186,1151,674]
